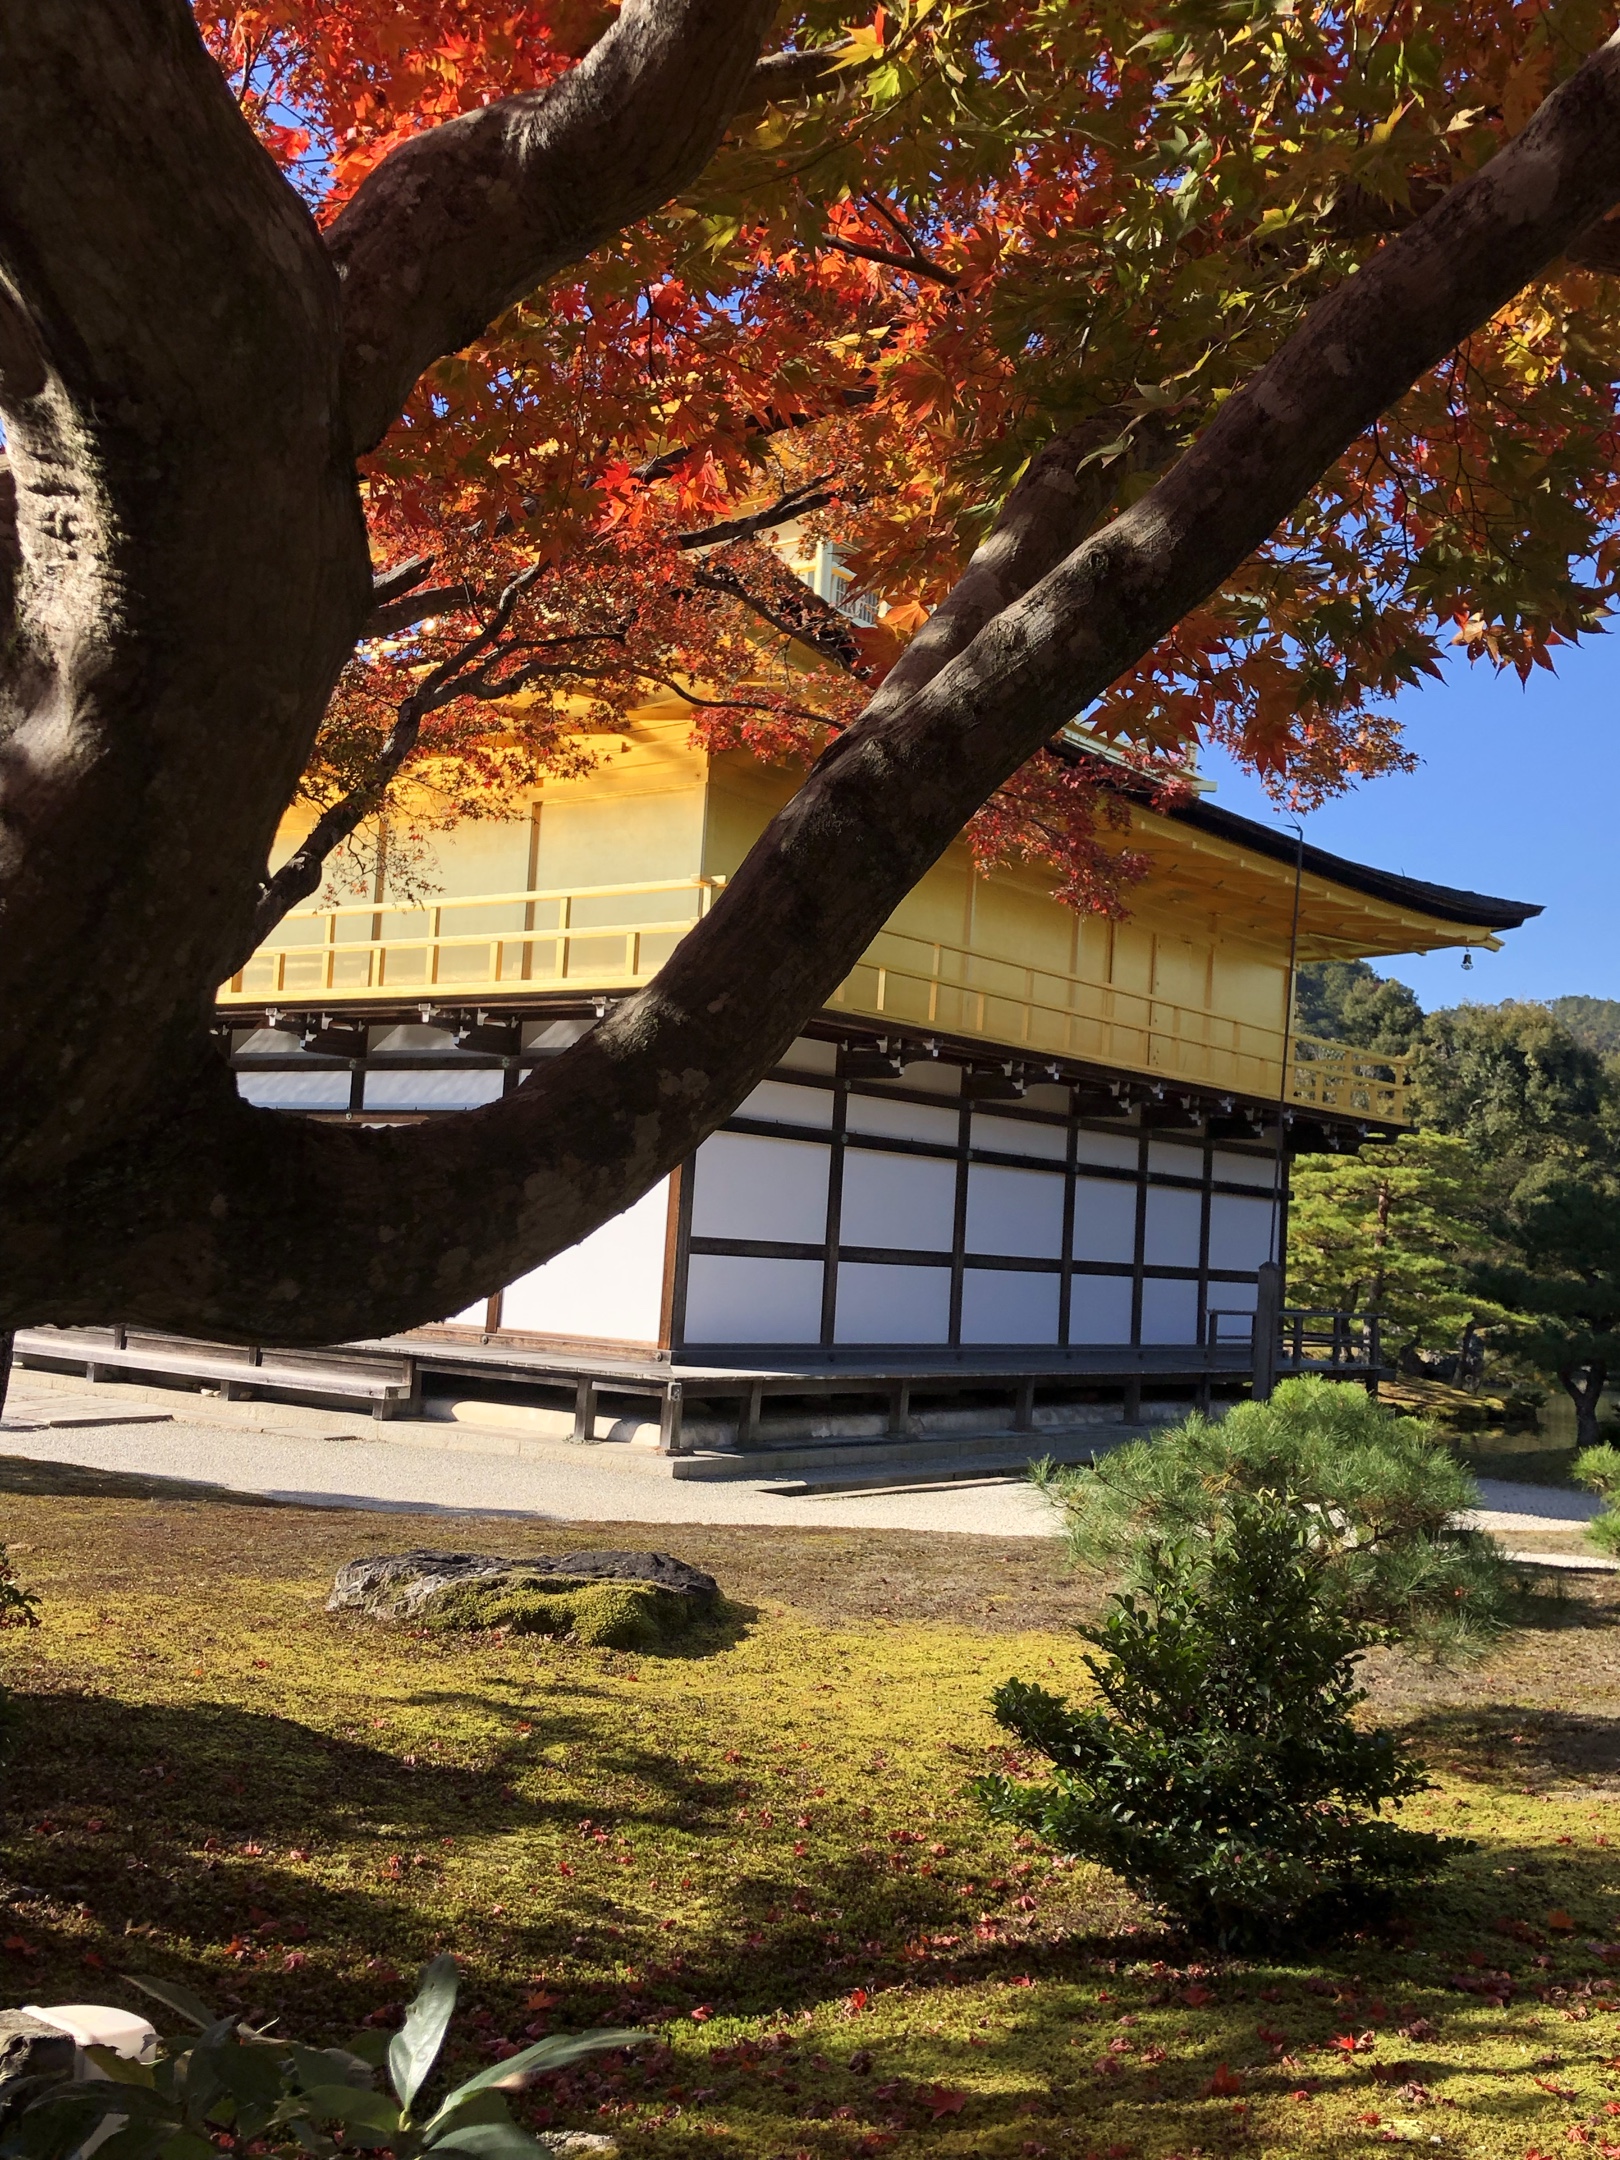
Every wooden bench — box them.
[15,1327,420,1421]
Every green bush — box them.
[1036,1375,1508,1657]
[977,1495,1466,1946]
[425,1573,695,1650]
[1573,1443,1620,1555]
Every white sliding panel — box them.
[1207,1192,1277,1273]
[684,1254,824,1344]
[1143,1186,1202,1267]
[499,1177,670,1343]
[1068,1273,1135,1344]
[840,1151,957,1251]
[960,1269,1061,1345]
[834,1262,951,1344]
[236,1070,351,1110]
[1140,1276,1200,1344]
[691,1132,829,1243]
[966,1165,1064,1259]
[364,1069,506,1110]
[1072,1177,1137,1263]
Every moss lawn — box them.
[4,1459,1620,2158]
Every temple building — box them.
[170,698,1530,1446]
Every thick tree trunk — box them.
[4,7,1620,1343]
[1562,1363,1609,1450]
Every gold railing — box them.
[221,876,726,1002]
[221,878,1411,1123]
[829,927,1411,1123]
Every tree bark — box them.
[4,12,1620,1343]
[1561,1361,1609,1449]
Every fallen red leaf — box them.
[1204,2063,1244,2097]
[921,2086,968,2119]
[1549,1909,1577,1932]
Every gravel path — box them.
[0,1394,1058,1536]
[0,1377,1604,1545]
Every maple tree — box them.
[7,0,1620,1337]
[221,0,1620,925]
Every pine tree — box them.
[1287,1132,1503,1362]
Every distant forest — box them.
[1294,962,1620,1060]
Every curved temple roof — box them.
[1171,798,1542,932]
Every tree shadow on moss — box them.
[12,1685,1615,2160]
[1400,1700,1620,1789]
[0,1451,308,1508]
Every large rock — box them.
[328,1548,719,1621]
[0,2010,76,2123]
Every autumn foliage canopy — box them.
[193,0,1620,914]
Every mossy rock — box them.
[422,1571,698,1649]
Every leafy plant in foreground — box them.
[1035,1375,1508,1657]
[978,1496,1467,1946]
[0,1956,644,2160]
[0,1546,39,1630]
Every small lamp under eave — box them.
[1461,952,1474,971]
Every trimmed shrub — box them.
[978,1495,1465,1945]
[1036,1375,1508,1657]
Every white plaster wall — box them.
[1141,1276,1200,1344]
[691,1133,830,1243]
[1072,1177,1137,1263]
[683,1253,824,1343]
[966,1165,1064,1259]
[738,1079,835,1129]
[1069,1273,1135,1344]
[1075,1129,1139,1169]
[972,1112,1068,1161]
[497,1176,671,1342]
[1207,1192,1277,1273]
[1213,1148,1278,1189]
[840,1151,957,1251]
[1148,1137,1203,1178]
[1143,1186,1203,1267]
[364,1070,506,1110]
[834,1262,951,1344]
[236,1071,350,1110]
[960,1269,1061,1344]
[844,1094,960,1144]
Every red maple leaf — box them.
[1205,2064,1244,2098]
[921,2086,968,2119]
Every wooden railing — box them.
[220,876,1411,1123]
[221,876,727,1002]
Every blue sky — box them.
[1196,631,1620,1011]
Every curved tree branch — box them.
[10,30,1620,1341]
[330,0,779,455]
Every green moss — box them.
[10,1496,1620,2160]
[424,1572,694,1649]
